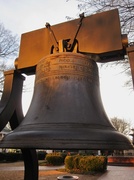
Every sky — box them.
[0,0,134,127]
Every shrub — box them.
[0,152,5,161]
[37,151,47,160]
[45,152,64,166]
[79,156,107,172]
[64,155,74,170]
[73,155,81,169]
[65,155,107,173]
[5,152,22,162]
[60,152,67,161]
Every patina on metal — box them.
[0,8,134,180]
[0,52,132,150]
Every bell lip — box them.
[0,129,133,150]
[0,142,133,150]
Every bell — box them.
[0,52,133,150]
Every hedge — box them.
[0,152,23,162]
[45,152,65,166]
[65,155,107,173]
[0,151,47,162]
[37,151,47,160]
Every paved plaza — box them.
[0,162,134,179]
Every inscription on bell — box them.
[36,53,98,84]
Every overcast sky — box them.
[0,0,134,126]
[0,0,79,36]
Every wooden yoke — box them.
[15,9,128,74]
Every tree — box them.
[0,22,19,94]
[110,117,131,155]
[0,69,5,94]
[111,117,131,135]
[0,22,19,60]
[77,0,134,42]
[68,0,134,88]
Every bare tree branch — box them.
[0,22,19,59]
[0,22,19,95]
[111,117,131,135]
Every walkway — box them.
[98,166,134,180]
[0,162,134,179]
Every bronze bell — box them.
[0,52,132,150]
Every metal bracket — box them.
[46,13,84,53]
[67,12,85,51]
[46,22,59,52]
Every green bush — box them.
[65,155,107,173]
[79,156,107,172]
[5,153,22,162]
[37,151,47,160]
[64,155,74,169]
[60,152,67,161]
[0,152,5,161]
[0,152,23,162]
[45,152,64,166]
[73,155,81,169]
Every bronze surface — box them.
[0,53,132,150]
